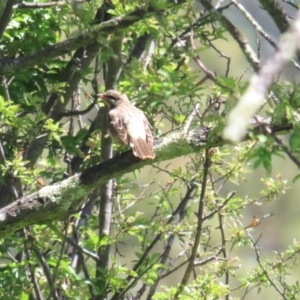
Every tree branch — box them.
[0,0,17,41]
[0,120,292,237]
[198,0,260,71]
[0,127,207,236]
[0,0,9,18]
[259,0,290,33]
[57,96,98,117]
[223,10,300,142]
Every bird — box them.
[96,90,155,159]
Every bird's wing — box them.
[126,112,155,159]
[108,109,129,145]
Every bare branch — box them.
[58,95,99,117]
[198,0,260,71]
[224,11,300,142]
[230,0,300,70]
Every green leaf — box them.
[290,132,300,151]
[292,174,300,183]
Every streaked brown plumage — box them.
[97,90,155,159]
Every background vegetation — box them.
[0,0,299,299]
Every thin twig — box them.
[173,149,211,299]
[31,242,59,300]
[230,0,300,70]
[183,103,200,135]
[58,94,98,117]
[47,222,99,261]
[248,232,288,299]
[199,0,260,71]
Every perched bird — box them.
[97,90,155,159]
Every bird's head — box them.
[96,90,128,109]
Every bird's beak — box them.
[96,94,104,99]
[95,94,110,107]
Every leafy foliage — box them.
[0,0,300,300]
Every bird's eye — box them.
[106,96,118,107]
[108,97,115,102]
[108,96,118,101]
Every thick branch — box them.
[259,0,290,33]
[0,121,292,237]
[0,0,17,41]
[0,127,209,236]
[0,0,9,17]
